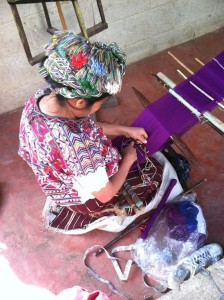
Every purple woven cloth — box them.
[113,50,224,156]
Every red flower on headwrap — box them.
[71,51,88,69]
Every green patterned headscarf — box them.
[39,31,126,99]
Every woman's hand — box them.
[96,123,148,143]
[121,141,137,164]
[123,126,148,144]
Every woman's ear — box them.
[69,98,88,109]
[76,98,88,109]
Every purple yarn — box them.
[177,201,198,216]
[170,225,190,242]
[165,201,199,241]
[166,205,186,227]
[166,205,190,241]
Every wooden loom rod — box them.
[168,51,194,74]
[56,2,67,30]
[195,57,205,66]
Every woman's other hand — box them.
[124,127,148,144]
[96,123,148,143]
[121,141,137,164]
[92,141,137,203]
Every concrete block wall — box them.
[1,0,224,114]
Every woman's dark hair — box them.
[40,57,110,107]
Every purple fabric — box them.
[132,93,198,155]
[197,64,224,98]
[113,50,224,156]
[113,93,198,157]
[173,50,224,114]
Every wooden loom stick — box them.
[168,51,194,74]
[123,181,145,210]
[173,178,207,200]
[56,2,67,30]
[132,86,199,166]
[121,187,140,214]
[170,134,199,166]
[154,72,224,135]
[94,215,150,256]
[195,57,205,66]
[132,86,152,106]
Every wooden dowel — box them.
[121,188,140,214]
[56,2,67,30]
[195,57,205,66]
[132,86,152,107]
[168,51,194,75]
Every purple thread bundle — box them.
[166,201,199,242]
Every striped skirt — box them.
[45,156,163,233]
[42,152,183,235]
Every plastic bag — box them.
[131,194,207,289]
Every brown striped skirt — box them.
[48,156,163,231]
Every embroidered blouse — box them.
[18,89,121,206]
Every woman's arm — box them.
[91,142,137,203]
[96,122,148,144]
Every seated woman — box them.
[18,31,183,234]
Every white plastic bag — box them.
[132,194,207,289]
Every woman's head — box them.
[39,31,126,105]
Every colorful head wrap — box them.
[39,31,126,99]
